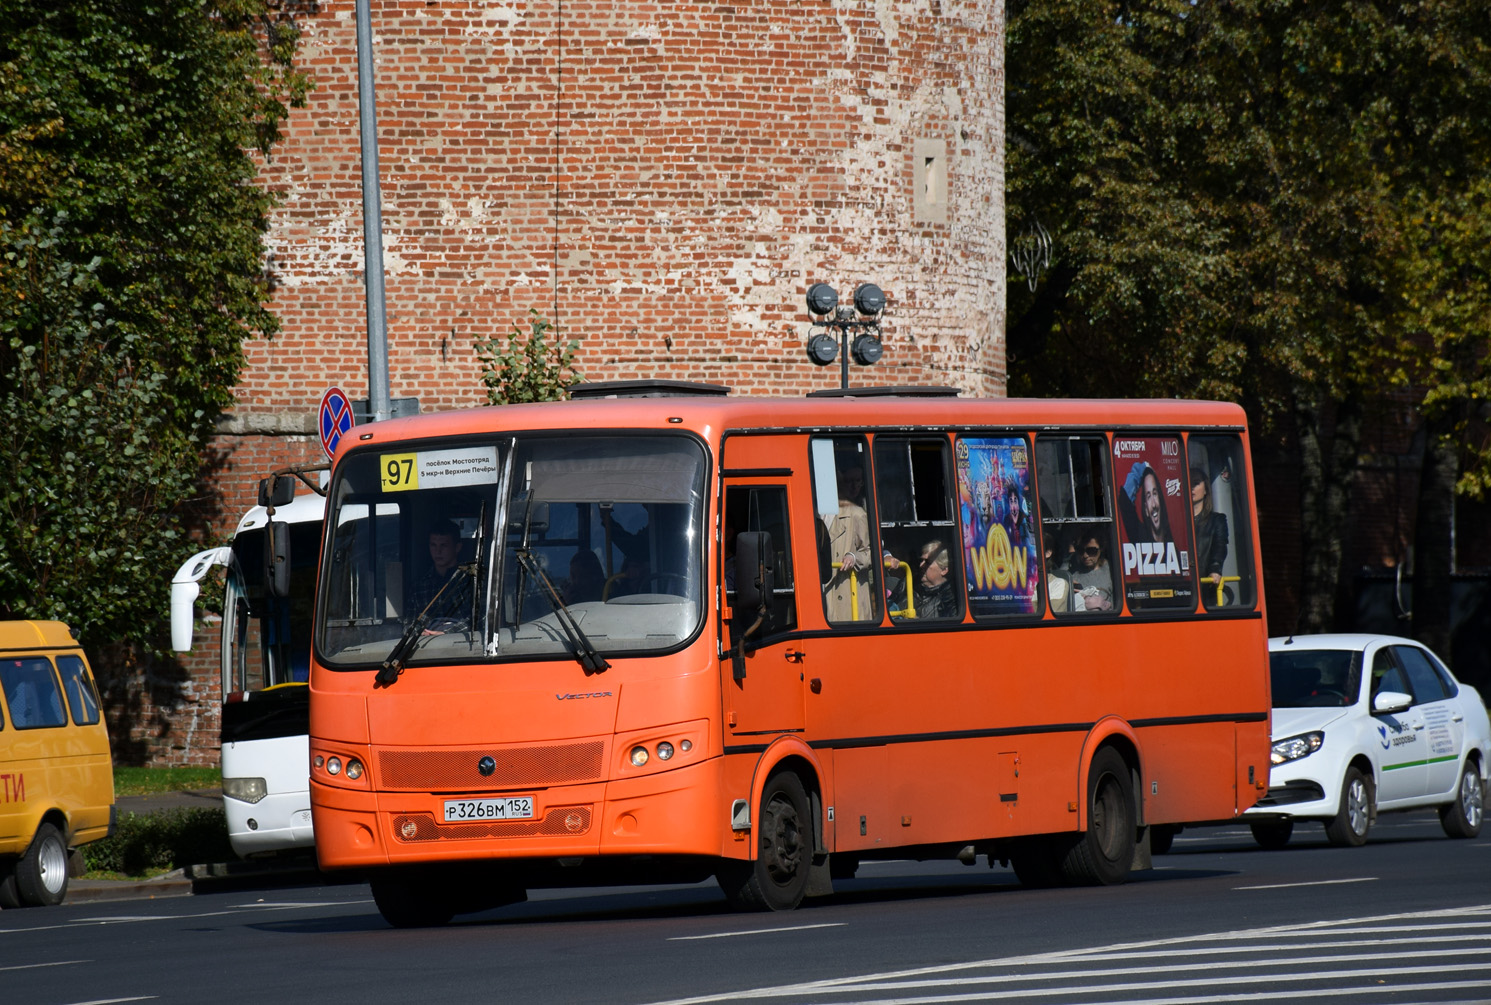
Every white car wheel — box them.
[1441,761,1485,839]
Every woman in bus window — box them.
[1191,467,1230,602]
[823,462,874,622]
[1068,527,1115,612]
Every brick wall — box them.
[129,1,1006,765]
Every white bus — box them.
[170,466,327,858]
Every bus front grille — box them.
[392,806,593,841]
[377,741,605,790]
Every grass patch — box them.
[83,807,234,878]
[113,766,221,797]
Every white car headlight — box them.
[1271,731,1324,765]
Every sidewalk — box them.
[65,789,326,905]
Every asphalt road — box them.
[3,810,1489,1004]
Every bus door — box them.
[720,436,805,738]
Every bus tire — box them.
[15,822,70,907]
[1249,819,1293,849]
[1060,747,1135,886]
[1009,839,1067,888]
[1324,766,1372,847]
[0,862,20,909]
[1149,824,1179,855]
[717,769,812,912]
[371,872,455,928]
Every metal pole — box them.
[355,0,391,423]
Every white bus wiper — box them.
[376,565,475,687]
[513,548,610,675]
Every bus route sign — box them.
[318,386,354,460]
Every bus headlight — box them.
[656,742,675,761]
[1270,731,1324,765]
[327,756,342,776]
[630,746,649,767]
[345,759,364,780]
[223,777,268,804]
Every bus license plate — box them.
[443,796,535,822]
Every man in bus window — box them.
[408,519,466,619]
[1068,528,1115,612]
[913,540,956,619]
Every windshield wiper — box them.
[375,565,475,687]
[513,548,610,675]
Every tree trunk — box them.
[1412,411,1458,661]
[1293,386,1361,634]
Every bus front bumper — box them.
[311,755,730,871]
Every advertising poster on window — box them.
[956,436,1039,616]
[1112,436,1195,610]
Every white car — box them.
[1244,633,1489,848]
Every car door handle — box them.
[1413,722,1425,730]
[1452,713,1465,722]
[784,650,805,664]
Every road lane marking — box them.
[670,923,846,941]
[1234,877,1377,890]
[640,903,1491,1005]
[0,959,87,972]
[0,899,374,935]
[62,999,157,1004]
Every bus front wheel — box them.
[371,871,455,928]
[1060,748,1135,886]
[717,769,812,912]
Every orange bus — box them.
[307,383,1271,926]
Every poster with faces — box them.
[1112,436,1196,611]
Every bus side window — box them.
[0,657,68,729]
[1186,434,1256,610]
[875,436,962,622]
[723,485,796,637]
[1036,436,1119,616]
[56,655,102,726]
[811,436,881,625]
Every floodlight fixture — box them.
[806,283,839,317]
[806,333,840,366]
[803,279,889,388]
[853,283,885,318]
[851,333,883,366]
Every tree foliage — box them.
[474,309,584,405]
[0,1,309,650]
[1007,0,1491,631]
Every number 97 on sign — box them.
[382,453,418,492]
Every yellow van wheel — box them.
[13,823,69,907]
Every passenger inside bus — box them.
[1068,526,1116,612]
[820,459,875,622]
[563,550,606,604]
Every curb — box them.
[65,860,326,905]
[67,871,195,904]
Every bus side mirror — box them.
[267,521,291,598]
[259,475,296,508]
[734,531,774,613]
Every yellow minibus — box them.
[0,620,115,907]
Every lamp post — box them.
[804,283,886,389]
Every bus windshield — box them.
[317,433,707,668]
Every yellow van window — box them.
[56,655,102,726]
[0,657,67,729]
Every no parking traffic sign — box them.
[318,386,355,460]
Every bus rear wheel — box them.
[1060,748,1135,886]
[8,823,70,907]
[1249,819,1293,849]
[717,769,812,912]
[371,872,455,928]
